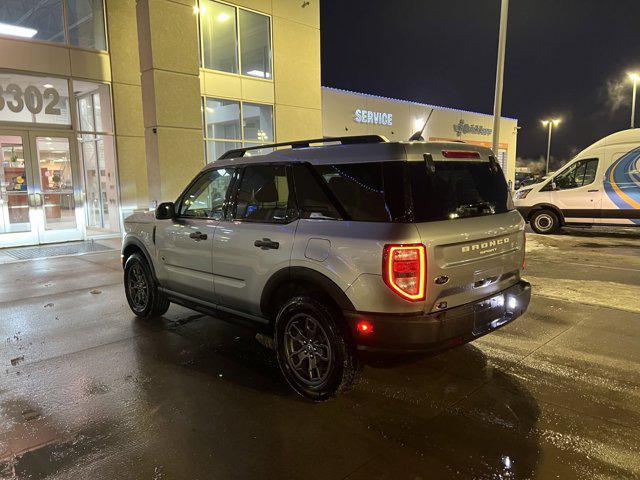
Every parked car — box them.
[515,129,640,234]
[122,135,531,400]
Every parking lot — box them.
[1,227,639,479]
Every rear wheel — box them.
[530,209,560,234]
[124,253,170,319]
[275,296,361,401]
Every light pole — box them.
[541,118,560,174]
[492,0,509,156]
[628,72,639,128]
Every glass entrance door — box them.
[0,129,84,247]
[0,132,37,246]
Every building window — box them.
[199,0,272,79]
[239,9,271,79]
[203,96,273,163]
[74,80,119,235]
[66,0,107,50]
[0,0,106,51]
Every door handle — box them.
[189,231,208,241]
[254,238,280,250]
[587,189,600,192]
[28,193,43,207]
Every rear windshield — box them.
[409,161,512,222]
[302,160,512,223]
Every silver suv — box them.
[122,136,531,400]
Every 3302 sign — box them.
[0,83,62,116]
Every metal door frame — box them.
[0,128,85,247]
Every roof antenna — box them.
[408,108,434,141]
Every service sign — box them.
[0,73,70,126]
[354,109,393,126]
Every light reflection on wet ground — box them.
[1,227,639,479]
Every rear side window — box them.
[410,161,512,222]
[233,164,292,223]
[312,163,407,222]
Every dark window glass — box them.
[555,158,598,190]
[234,165,291,223]
[313,164,387,221]
[410,161,512,222]
[292,164,340,220]
[179,168,234,219]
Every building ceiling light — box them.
[43,84,54,89]
[217,12,230,22]
[0,22,37,39]
[247,70,270,78]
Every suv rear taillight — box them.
[383,244,426,302]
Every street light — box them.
[541,118,561,174]
[628,72,640,128]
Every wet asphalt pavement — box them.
[1,227,639,479]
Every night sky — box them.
[321,0,640,167]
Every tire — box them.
[124,253,170,319]
[274,296,361,401]
[530,209,560,234]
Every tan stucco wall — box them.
[322,88,519,185]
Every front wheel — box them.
[274,296,361,401]
[124,253,170,319]
[530,209,560,234]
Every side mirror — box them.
[155,202,175,220]
[551,181,557,191]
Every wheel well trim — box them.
[260,266,356,316]
[527,203,565,224]
[122,237,159,282]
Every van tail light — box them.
[522,232,526,270]
[383,244,426,302]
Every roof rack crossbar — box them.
[218,135,387,159]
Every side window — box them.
[554,159,598,190]
[233,164,292,223]
[313,163,389,222]
[292,164,341,220]
[577,159,598,186]
[179,168,234,218]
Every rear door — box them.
[155,167,234,300]
[212,163,297,315]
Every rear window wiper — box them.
[454,201,496,217]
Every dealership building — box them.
[322,87,519,183]
[0,0,516,248]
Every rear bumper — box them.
[343,280,531,354]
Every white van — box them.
[514,129,640,234]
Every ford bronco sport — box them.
[122,135,531,401]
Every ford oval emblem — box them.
[435,275,450,285]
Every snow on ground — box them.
[525,234,561,252]
[526,276,640,314]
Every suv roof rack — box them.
[218,135,388,159]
